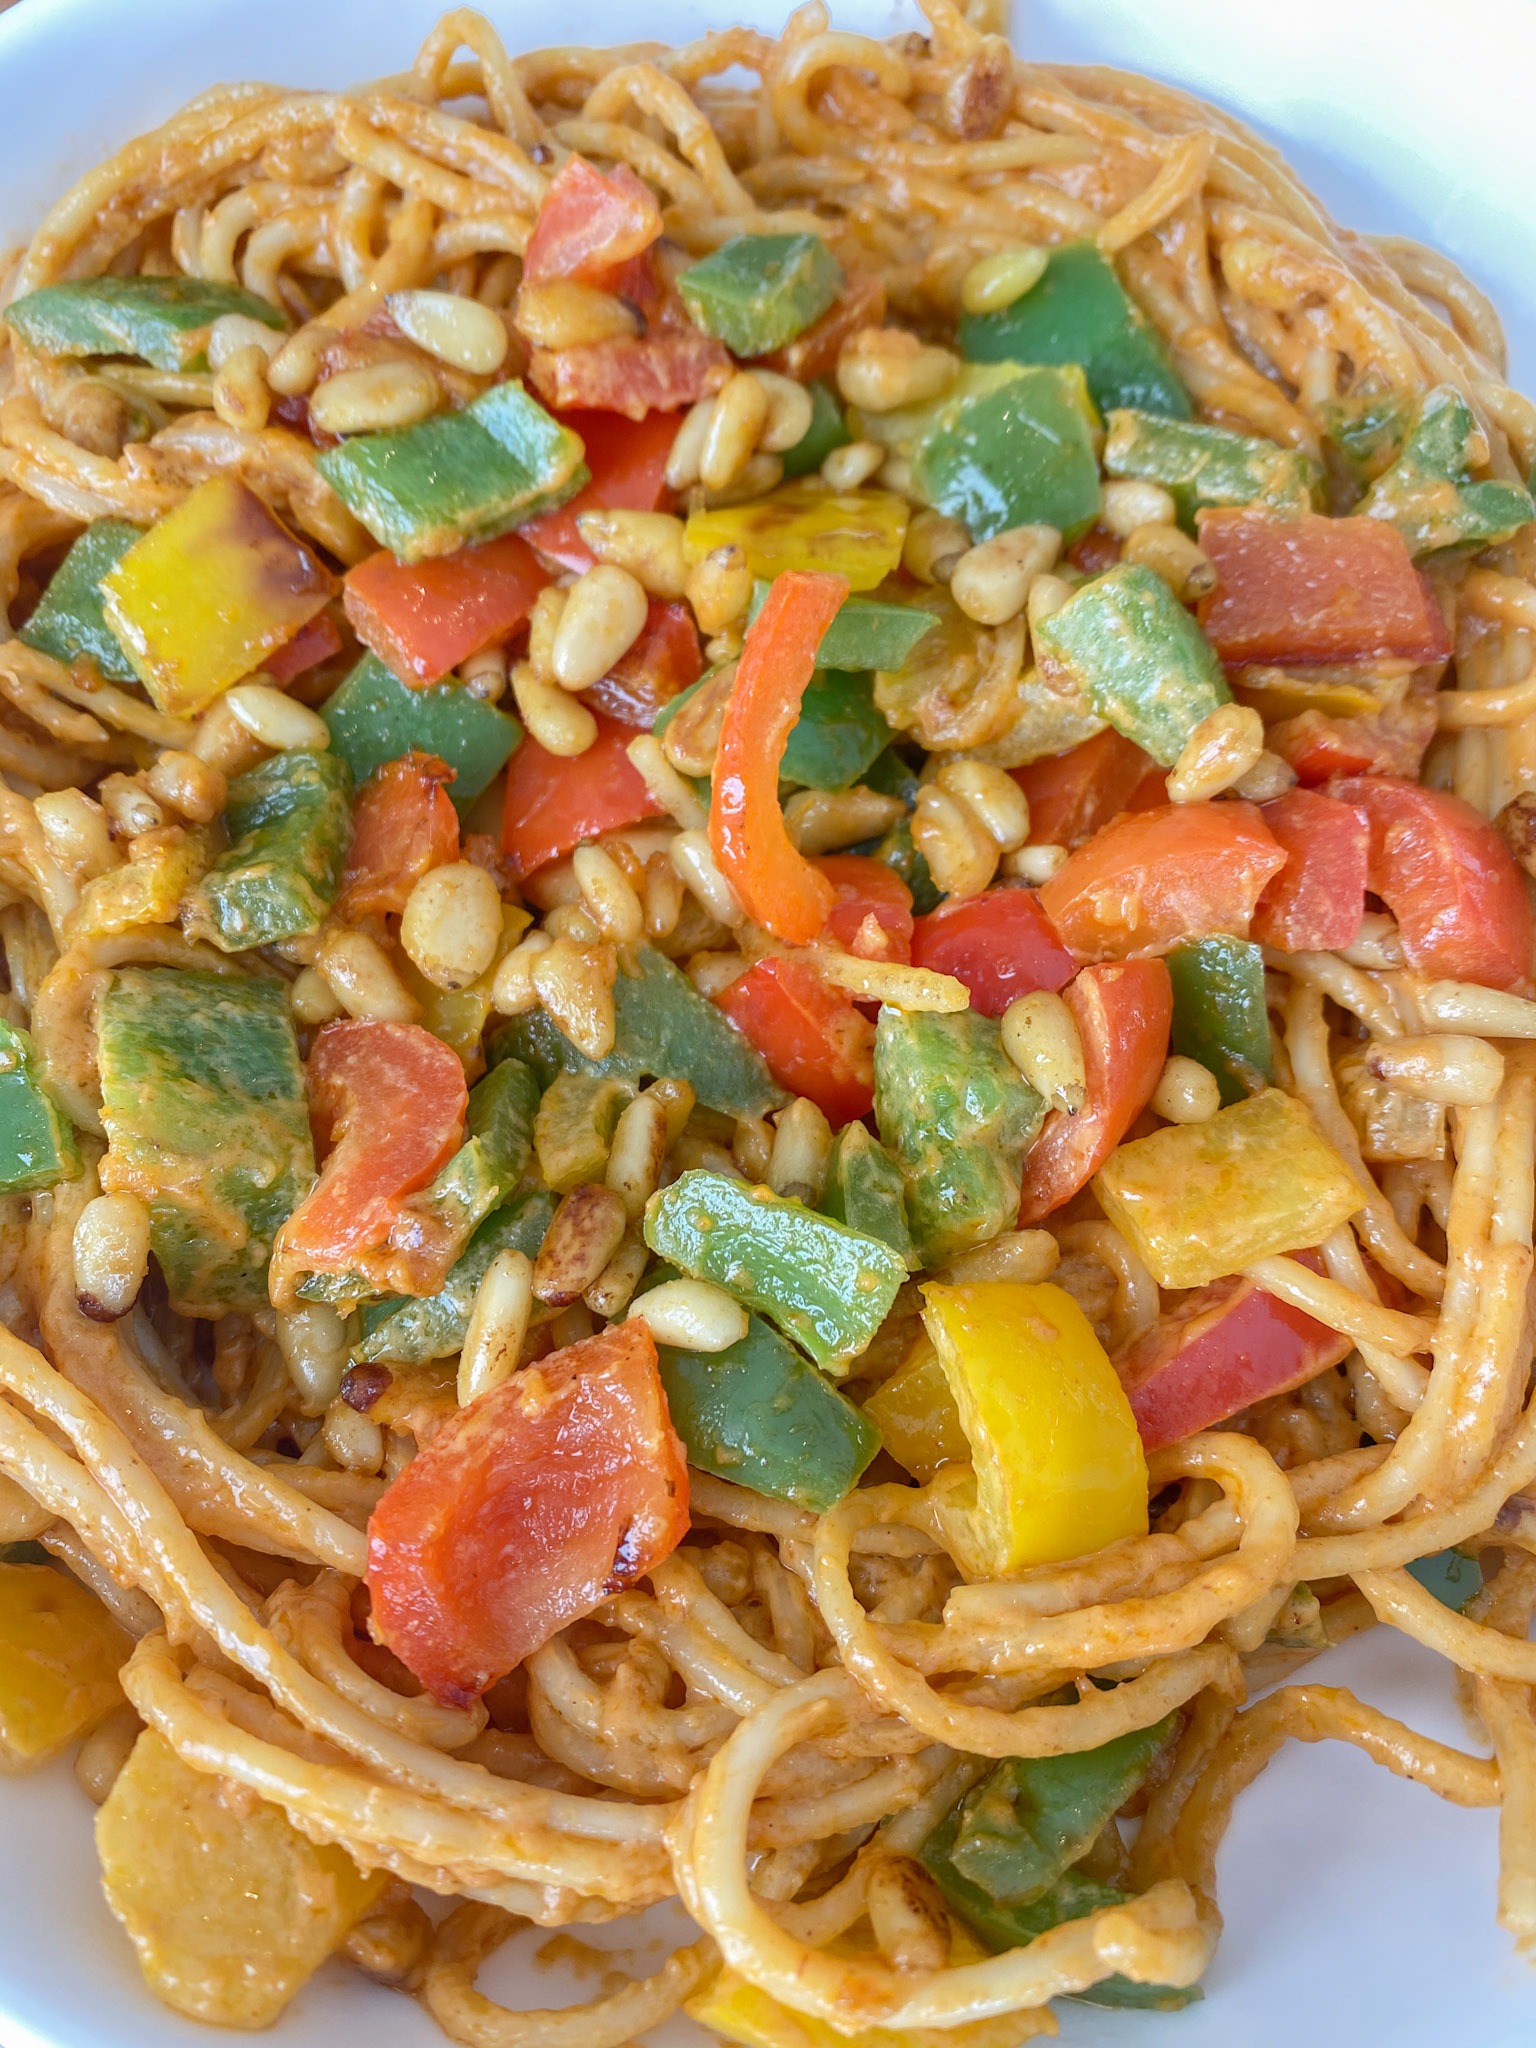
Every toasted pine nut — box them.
[697,451,783,507]
[606,1090,670,1218]
[534,937,617,1059]
[671,829,744,927]
[732,1113,775,1182]
[701,370,771,491]
[1123,521,1217,601]
[1002,842,1068,883]
[879,453,915,496]
[144,749,227,824]
[936,760,1031,850]
[526,584,567,679]
[950,523,1061,625]
[666,398,716,490]
[266,324,326,396]
[583,1225,650,1318]
[459,644,508,701]
[960,245,1049,315]
[1366,1034,1505,1107]
[211,343,271,432]
[573,843,644,943]
[685,545,753,636]
[1100,478,1178,538]
[225,683,331,753]
[912,782,997,896]
[1152,1054,1221,1124]
[686,950,748,999]
[552,564,649,692]
[945,1229,1060,1283]
[72,1192,150,1321]
[767,1097,833,1204]
[1000,990,1086,1111]
[754,369,816,453]
[783,785,905,855]
[34,789,118,881]
[99,773,163,837]
[626,735,709,831]
[1339,912,1404,970]
[317,927,419,1023]
[400,861,504,990]
[821,439,884,491]
[289,965,343,1026]
[627,1278,748,1353]
[837,326,959,413]
[903,508,970,584]
[533,1183,628,1306]
[276,1302,349,1414]
[512,660,598,756]
[1417,981,1536,1037]
[1232,749,1297,802]
[1168,703,1264,804]
[322,1397,385,1474]
[514,278,637,349]
[492,930,553,1015]
[1026,572,1074,638]
[543,902,602,946]
[866,1855,952,1975]
[661,662,736,776]
[457,1249,535,1403]
[649,1076,697,1145]
[189,695,266,776]
[576,509,688,600]
[207,312,283,369]
[386,288,509,374]
[309,359,440,436]
[642,847,687,934]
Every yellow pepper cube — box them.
[0,1561,130,1770]
[101,475,335,716]
[1093,1086,1365,1291]
[688,1954,1046,2048]
[684,481,909,592]
[862,1334,970,1483]
[98,1729,386,2029]
[921,1281,1148,1579]
[73,827,212,937]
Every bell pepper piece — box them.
[0,1562,128,1768]
[874,1007,1044,1266]
[862,1336,968,1480]
[355,1187,557,1367]
[779,669,893,791]
[657,1309,879,1512]
[818,852,915,961]
[522,156,662,286]
[74,826,212,938]
[687,1959,1043,2048]
[1250,788,1367,952]
[921,1281,1149,1576]
[715,955,874,1126]
[779,380,850,478]
[909,888,1075,1017]
[1094,1087,1365,1291]
[501,709,663,877]
[958,241,1189,420]
[529,326,731,422]
[0,1018,80,1194]
[342,531,549,686]
[760,270,886,386]
[644,1168,906,1377]
[1039,801,1286,961]
[1332,775,1533,990]
[874,812,941,918]
[1012,727,1154,851]
[97,968,315,1317]
[685,483,907,593]
[339,751,459,921]
[1017,958,1172,1226]
[1268,694,1438,789]
[586,598,704,729]
[322,652,520,817]
[1321,389,1416,482]
[1195,508,1451,667]
[1166,936,1273,1106]
[184,748,351,953]
[18,519,141,681]
[101,475,335,716]
[518,408,680,573]
[911,363,1102,543]
[1102,408,1318,527]
[533,1071,634,1193]
[5,275,284,371]
[1362,385,1534,555]
[396,1055,540,1268]
[710,569,848,942]
[264,610,342,688]
[317,381,588,563]
[746,578,937,674]
[679,233,843,356]
[820,1121,915,1267]
[1407,1547,1485,1613]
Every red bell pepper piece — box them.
[1013,729,1155,850]
[522,156,662,287]
[759,272,885,383]
[1250,788,1367,952]
[343,531,549,686]
[817,853,914,961]
[529,327,731,422]
[909,887,1075,1016]
[518,409,680,575]
[586,598,704,728]
[264,610,342,687]
[501,710,663,880]
[339,751,460,921]
[1267,692,1438,786]
[715,954,875,1125]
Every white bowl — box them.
[0,3,1533,2045]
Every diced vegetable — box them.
[1034,562,1229,766]
[1321,389,1415,481]
[401,1056,539,1269]
[874,1007,1044,1266]
[0,1018,80,1194]
[911,364,1102,543]
[1166,937,1272,1106]
[779,669,893,790]
[1013,727,1155,851]
[921,1281,1149,1576]
[339,751,459,921]
[529,326,731,422]
[679,232,843,356]
[1094,1087,1365,1290]
[1267,695,1437,788]
[714,956,874,1126]
[98,969,315,1317]
[862,1335,969,1480]
[587,598,704,728]
[1407,1546,1484,1612]
[818,852,914,960]
[519,408,680,573]
[501,709,662,877]
[687,1960,1041,2048]
[264,610,342,687]
[685,482,908,593]
[1103,408,1318,526]
[820,1121,915,1266]
[761,270,886,385]
[909,888,1075,1017]
[1195,508,1451,666]
[1250,789,1368,952]
[644,1168,906,1377]
[778,380,850,478]
[747,578,938,675]
[368,1320,686,1700]
[18,519,141,681]
[355,1188,557,1366]
[6,274,283,370]
[534,1071,633,1193]
[522,155,662,285]
[74,826,211,938]
[874,812,941,918]
[1017,958,1172,1226]
[958,241,1189,419]
[317,381,588,563]
[322,652,520,816]
[0,1562,127,1768]
[101,475,334,716]
[1362,385,1534,555]
[343,530,548,686]
[185,748,351,953]
[97,1730,383,2028]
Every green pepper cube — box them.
[747,580,938,672]
[1362,384,1534,556]
[4,276,285,372]
[1103,407,1318,528]
[1167,937,1273,1106]
[644,1169,906,1377]
[678,233,843,358]
[820,1121,914,1267]
[355,1188,557,1367]
[533,1072,633,1193]
[321,654,519,816]
[98,969,315,1317]
[19,521,142,682]
[874,812,941,916]
[184,749,351,953]
[407,1057,539,1248]
[1406,1545,1484,1613]
[912,364,1101,543]
[0,1019,80,1195]
[1033,562,1228,767]
[317,381,589,562]
[779,670,893,791]
[1320,388,1415,483]
[779,380,850,478]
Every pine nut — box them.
[685,545,753,636]
[1003,842,1068,884]
[837,327,959,413]
[1366,1034,1505,1107]
[945,1229,1060,1283]
[143,749,227,824]
[935,760,1031,850]
[1339,912,1404,970]
[903,508,970,584]
[671,829,744,927]
[583,1224,650,1318]
[189,695,266,776]
[492,930,552,1015]
[386,288,509,375]
[1000,990,1086,1111]
[400,861,504,990]
[687,950,749,998]
[821,439,885,491]
[697,451,782,507]
[309,359,440,436]
[576,509,688,600]
[1168,703,1264,804]
[606,1090,670,1217]
[1123,521,1217,602]
[290,965,343,1025]
[224,683,331,753]
[99,773,164,838]
[732,1113,775,1182]
[212,343,271,432]
[457,1248,534,1403]
[514,278,637,349]
[460,644,508,701]
[72,1192,150,1321]
[649,1076,696,1144]
[627,1277,748,1353]
[666,398,717,491]
[879,452,915,496]
[1417,982,1536,1037]
[533,1183,628,1306]
[322,1397,385,1474]
[266,324,327,397]
[551,564,649,692]
[207,312,283,369]
[661,662,736,775]
[643,847,687,934]
[512,661,598,756]
[767,1097,833,1204]
[912,782,997,896]
[626,735,709,831]
[950,523,1062,626]
[317,927,419,1023]
[1233,749,1297,802]
[543,902,602,946]
[34,789,117,881]
[754,369,816,453]
[276,1302,349,1414]
[1152,1054,1221,1124]
[701,370,771,491]
[866,1854,952,1975]
[527,585,567,679]
[533,937,617,1059]
[1026,573,1074,638]
[783,785,905,855]
[960,245,1049,315]
[573,844,644,944]
[1100,478,1178,538]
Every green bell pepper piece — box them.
[874,1007,1044,1267]
[1167,937,1273,1106]
[492,943,785,1118]
[1362,385,1534,555]
[678,233,843,357]
[5,276,284,372]
[779,380,850,479]
[1103,407,1318,527]
[1406,1545,1484,1612]
[97,968,314,1317]
[354,1188,557,1366]
[820,1121,914,1267]
[780,670,892,791]
[184,749,351,953]
[321,653,520,816]
[644,1169,906,1377]
[873,811,941,915]
[1320,388,1415,484]
[411,1057,538,1243]
[958,241,1189,420]
[1032,562,1228,767]
[0,1019,80,1194]
[317,381,588,562]
[657,1310,880,1512]
[18,520,141,681]
[912,363,1101,543]
[747,580,938,672]
[533,1071,633,1193]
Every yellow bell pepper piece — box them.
[98,1729,386,2028]
[0,1561,130,1769]
[688,1960,1050,2048]
[863,1334,970,1482]
[684,481,909,593]
[1093,1086,1365,1291]
[73,826,212,938]
[101,474,335,716]
[921,1281,1148,1579]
